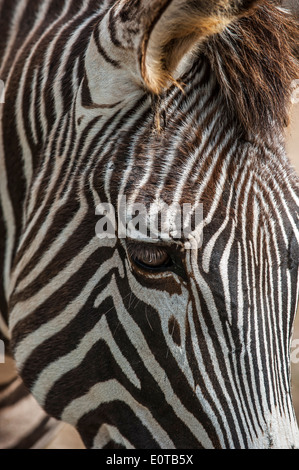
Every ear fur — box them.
[84,0,261,107]
[203,1,299,133]
[141,0,261,94]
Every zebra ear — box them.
[141,0,261,94]
[84,0,260,105]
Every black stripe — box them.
[93,24,121,68]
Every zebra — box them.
[0,0,299,449]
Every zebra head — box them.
[7,0,299,448]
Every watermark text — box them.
[95,197,203,248]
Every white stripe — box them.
[0,120,16,300]
[93,424,135,449]
[219,220,235,323]
[0,0,30,76]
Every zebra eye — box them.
[127,243,172,270]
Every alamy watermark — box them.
[95,197,203,248]
[0,80,5,104]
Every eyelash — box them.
[127,243,172,270]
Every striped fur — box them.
[0,0,299,448]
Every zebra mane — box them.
[202,1,299,135]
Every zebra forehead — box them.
[121,196,204,247]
